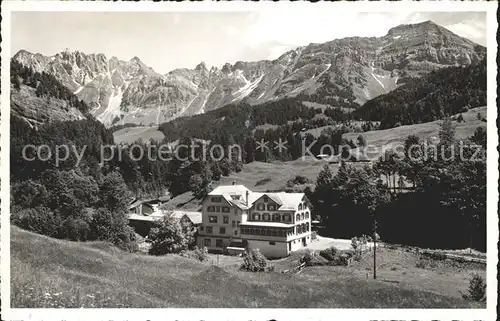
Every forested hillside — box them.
[354,58,486,129]
[11,60,90,115]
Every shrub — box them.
[319,246,339,262]
[148,212,195,255]
[62,218,91,241]
[255,177,272,187]
[423,251,447,261]
[240,249,274,272]
[181,246,209,262]
[300,249,317,266]
[11,206,61,238]
[356,134,367,147]
[415,257,437,269]
[337,252,353,266]
[462,273,486,301]
[351,237,359,250]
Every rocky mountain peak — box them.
[221,62,233,74]
[11,21,486,128]
[195,62,208,71]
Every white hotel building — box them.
[196,184,312,258]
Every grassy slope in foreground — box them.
[11,226,484,308]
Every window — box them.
[267,204,276,211]
[222,207,230,213]
[232,221,236,227]
[272,213,280,222]
[296,214,300,221]
[257,203,265,211]
[216,206,221,213]
[282,214,290,222]
[223,216,229,224]
[204,239,211,247]
[220,227,226,234]
[209,216,218,223]
[211,197,222,203]
[237,221,240,226]
[303,202,307,209]
[253,213,261,221]
[263,196,269,202]
[298,204,303,210]
[231,195,241,200]
[301,212,305,220]
[216,239,223,248]
[263,213,270,221]
[207,206,215,212]
[269,241,276,245]
[206,226,213,234]
[305,211,310,219]
[234,230,238,236]
[200,226,204,232]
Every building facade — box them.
[196,185,312,258]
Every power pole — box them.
[373,219,377,280]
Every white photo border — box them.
[1,1,498,320]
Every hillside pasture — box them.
[11,227,485,308]
[343,106,486,150]
[113,126,165,144]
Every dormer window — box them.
[211,196,222,203]
[230,194,241,200]
[263,196,269,202]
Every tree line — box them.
[353,58,486,129]
[309,119,487,251]
[10,114,243,249]
[10,60,90,115]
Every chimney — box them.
[246,190,249,206]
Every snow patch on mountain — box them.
[231,74,264,103]
[73,86,84,95]
[198,88,217,115]
[97,87,124,125]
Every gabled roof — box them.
[128,210,202,225]
[171,211,202,225]
[250,191,305,211]
[209,185,251,196]
[207,185,306,212]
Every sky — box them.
[11,11,487,74]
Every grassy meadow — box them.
[11,226,485,308]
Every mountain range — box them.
[11,20,486,127]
